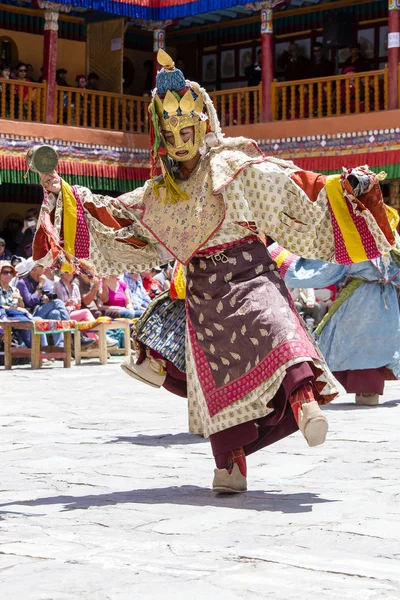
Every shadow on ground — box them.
[0,486,337,515]
[324,399,400,411]
[106,433,207,446]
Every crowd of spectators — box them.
[0,212,171,356]
[0,208,39,259]
[244,41,383,119]
[0,61,102,122]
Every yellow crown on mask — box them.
[154,88,205,131]
[153,50,205,129]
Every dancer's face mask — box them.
[155,89,207,162]
[162,120,206,162]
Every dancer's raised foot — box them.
[298,400,329,447]
[120,356,166,388]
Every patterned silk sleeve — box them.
[233,162,395,264]
[33,181,172,274]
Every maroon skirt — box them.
[333,367,396,395]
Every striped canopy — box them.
[53,0,274,19]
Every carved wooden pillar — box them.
[39,1,71,124]
[246,2,274,122]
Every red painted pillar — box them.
[39,2,64,124]
[388,2,400,110]
[43,25,58,123]
[261,6,274,122]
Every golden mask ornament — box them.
[154,88,208,162]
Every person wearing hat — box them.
[37,49,395,493]
[0,237,12,261]
[0,261,33,347]
[16,259,70,348]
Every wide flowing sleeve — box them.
[232,160,396,264]
[268,241,349,289]
[33,180,172,274]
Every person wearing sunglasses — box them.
[0,261,33,347]
[13,62,36,119]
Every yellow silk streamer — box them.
[61,179,77,273]
[174,263,186,299]
[273,248,291,269]
[384,204,400,231]
[325,174,368,263]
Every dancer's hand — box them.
[40,170,62,194]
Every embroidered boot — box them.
[120,355,166,388]
[355,393,379,406]
[290,384,329,447]
[212,448,247,493]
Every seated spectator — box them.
[75,74,87,89]
[55,271,115,348]
[13,62,36,118]
[289,286,326,328]
[26,64,36,82]
[0,215,23,254]
[14,208,38,257]
[339,66,360,113]
[0,64,11,116]
[76,260,102,318]
[10,255,23,285]
[314,285,337,311]
[282,42,309,82]
[343,42,370,73]
[86,72,100,91]
[245,49,262,87]
[0,63,11,80]
[11,255,23,268]
[0,261,33,347]
[308,43,334,78]
[153,263,172,291]
[16,258,70,348]
[98,274,141,319]
[141,269,163,299]
[121,272,151,315]
[56,68,69,86]
[0,237,12,261]
[43,266,59,294]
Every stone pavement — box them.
[1,359,400,600]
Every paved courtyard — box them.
[1,358,400,599]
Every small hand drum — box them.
[26,145,58,174]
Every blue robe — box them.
[284,255,400,376]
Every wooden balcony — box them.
[273,69,387,120]
[0,79,46,122]
[55,86,151,133]
[0,69,392,140]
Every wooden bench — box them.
[1,320,72,370]
[74,320,131,365]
